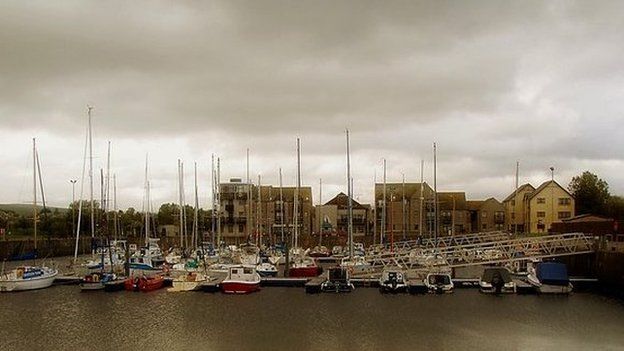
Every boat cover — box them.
[482,268,512,283]
[536,262,569,286]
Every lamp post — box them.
[70,179,77,237]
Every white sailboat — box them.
[0,138,58,292]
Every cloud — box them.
[0,0,623,209]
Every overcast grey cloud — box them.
[1,0,623,209]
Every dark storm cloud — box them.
[0,0,623,208]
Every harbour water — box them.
[1,286,623,351]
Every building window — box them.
[537,198,545,204]
[481,211,487,218]
[482,224,487,230]
[511,200,515,206]
[558,211,571,219]
[537,211,546,218]
[558,198,571,206]
[414,224,419,230]
[511,213,515,220]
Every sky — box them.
[1,1,623,210]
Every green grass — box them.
[0,203,68,216]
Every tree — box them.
[568,171,610,216]
[606,196,624,220]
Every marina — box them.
[1,283,623,351]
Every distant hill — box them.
[0,204,69,216]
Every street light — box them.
[70,179,77,236]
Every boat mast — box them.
[246,148,251,242]
[211,154,216,245]
[279,167,284,243]
[257,174,262,247]
[382,158,386,245]
[216,157,221,246]
[433,142,438,250]
[318,178,322,247]
[32,138,37,253]
[181,161,187,249]
[144,154,149,245]
[193,162,199,249]
[294,138,301,249]
[105,141,111,233]
[419,159,424,237]
[113,174,118,240]
[88,106,95,243]
[373,171,376,245]
[402,172,406,240]
[73,109,89,264]
[514,161,519,235]
[346,129,353,258]
[178,159,184,248]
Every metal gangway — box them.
[380,231,511,254]
[366,232,595,271]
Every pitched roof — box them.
[528,180,573,200]
[562,214,613,223]
[324,192,367,209]
[502,183,535,203]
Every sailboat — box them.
[129,156,165,272]
[422,142,454,294]
[339,130,370,276]
[0,139,58,292]
[288,138,321,278]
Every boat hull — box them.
[379,283,408,294]
[139,277,165,292]
[0,271,57,292]
[221,281,260,294]
[80,282,105,291]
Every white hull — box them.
[0,271,58,292]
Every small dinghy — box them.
[479,267,516,294]
[424,272,454,294]
[320,266,354,293]
[379,267,408,293]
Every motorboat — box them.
[0,266,58,292]
[289,256,322,278]
[80,272,119,291]
[527,261,573,294]
[84,240,127,271]
[168,272,208,292]
[424,272,454,294]
[221,265,261,294]
[256,262,278,277]
[479,267,516,294]
[320,267,354,293]
[124,275,165,292]
[379,267,408,293]
[309,245,331,258]
[129,238,166,272]
[352,242,366,256]
[340,256,371,275]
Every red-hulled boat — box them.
[124,275,165,292]
[124,276,139,291]
[138,276,165,292]
[221,265,261,294]
[289,257,322,277]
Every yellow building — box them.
[524,180,575,233]
[502,183,535,233]
[503,180,575,233]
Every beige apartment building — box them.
[467,198,505,232]
[503,183,535,233]
[502,180,575,233]
[218,178,313,243]
[374,183,473,239]
[313,192,371,238]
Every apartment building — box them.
[467,198,505,233]
[313,192,371,238]
[502,183,535,233]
